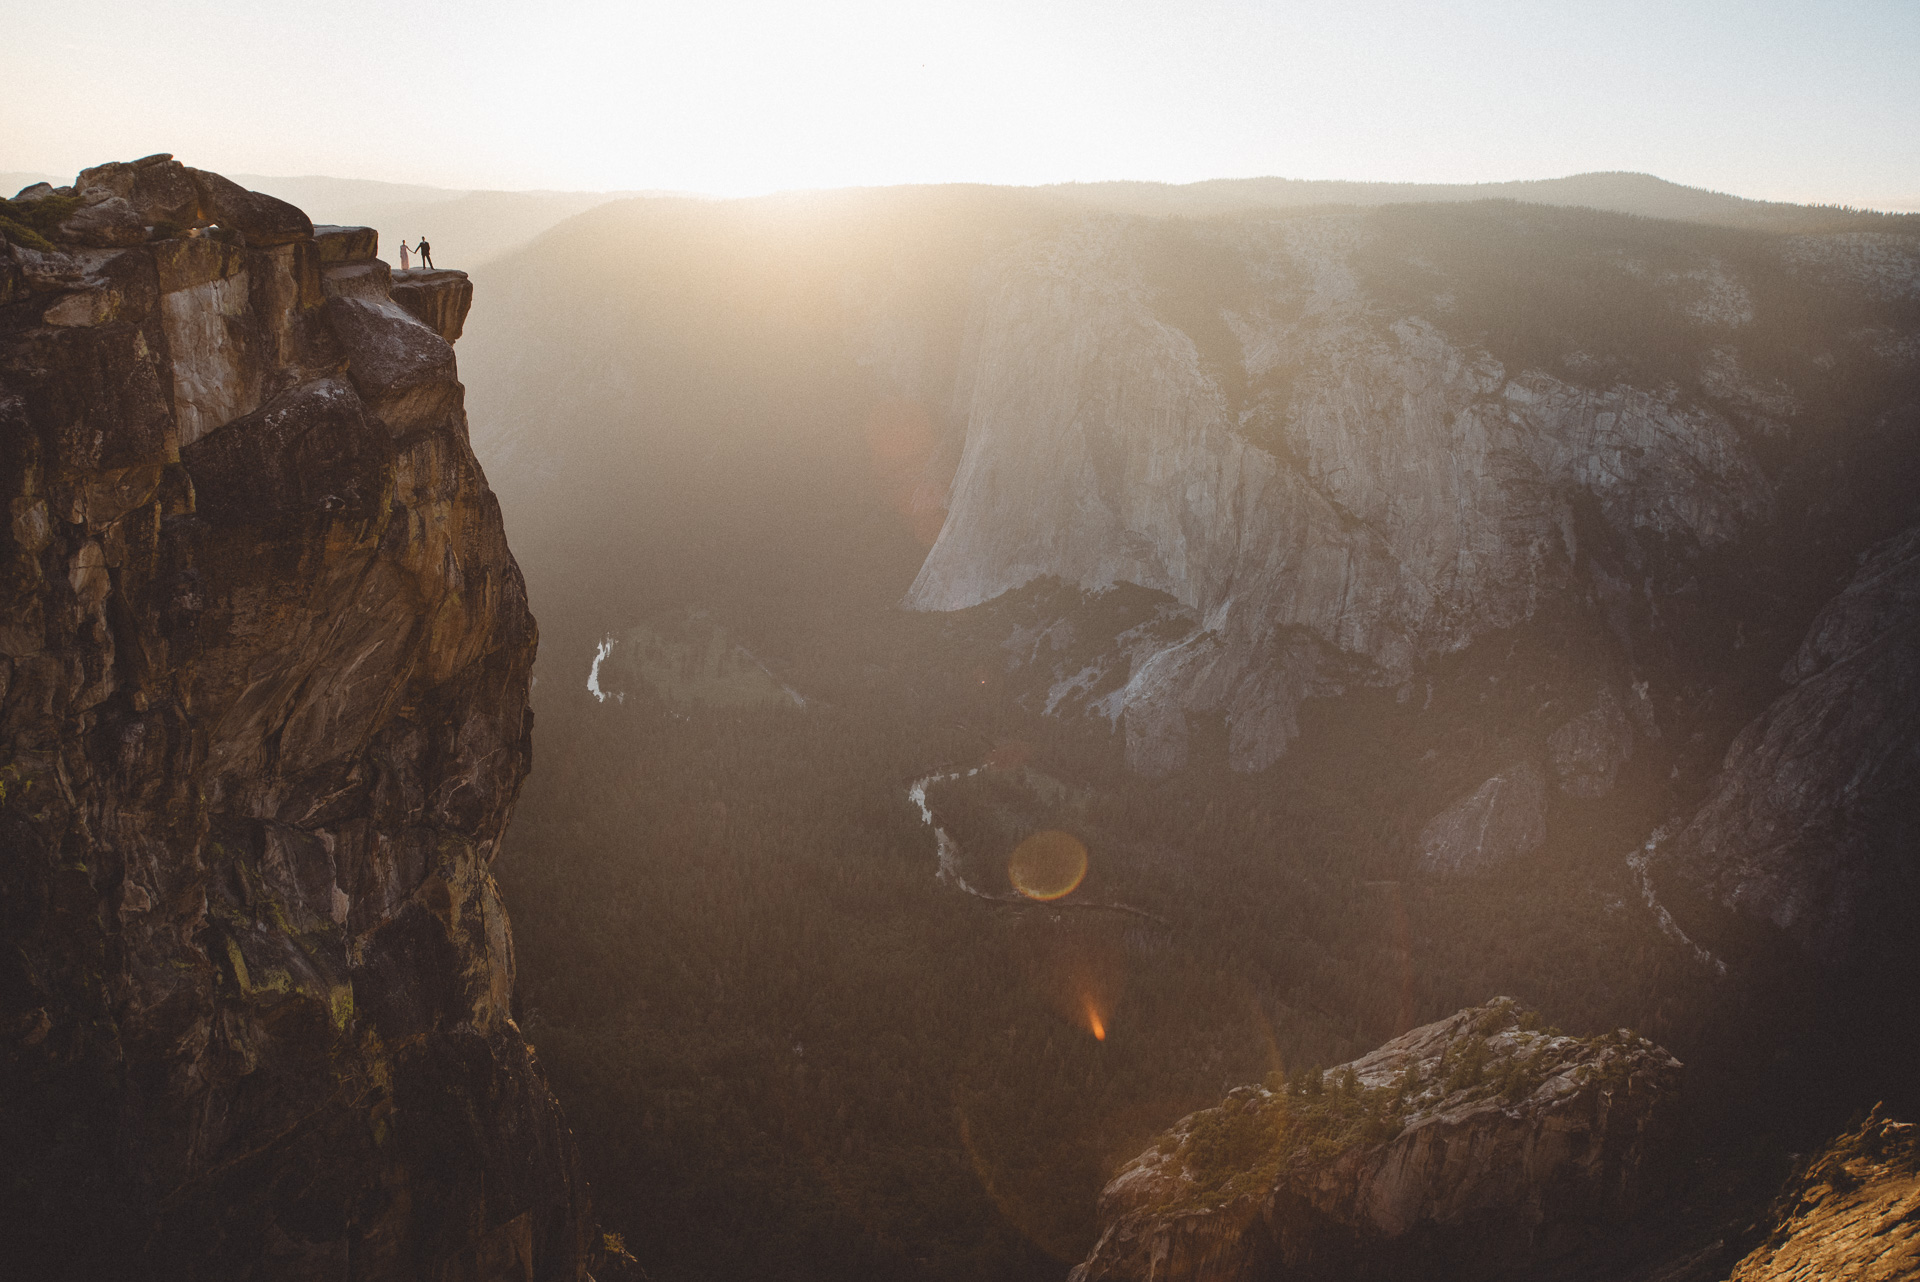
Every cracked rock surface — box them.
[1071,1000,1683,1282]
[1,158,588,1280]
[1728,1107,1920,1282]
[905,218,1778,775]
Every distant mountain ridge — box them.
[1043,170,1914,228]
[11,168,1914,268]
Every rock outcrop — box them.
[1416,761,1549,876]
[10,152,314,250]
[1652,524,1920,967]
[392,268,476,344]
[1071,1000,1682,1282]
[1,161,588,1279]
[1728,1107,1920,1281]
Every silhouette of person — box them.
[397,239,411,270]
[417,237,434,270]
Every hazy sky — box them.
[6,0,1917,207]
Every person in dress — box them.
[397,238,411,270]
[416,236,434,270]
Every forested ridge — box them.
[497,589,1822,1280]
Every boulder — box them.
[321,257,394,304]
[187,166,313,245]
[1073,1000,1683,1282]
[58,156,313,247]
[313,223,379,263]
[75,153,202,226]
[181,377,393,527]
[1417,761,1548,876]
[57,191,149,247]
[322,294,461,434]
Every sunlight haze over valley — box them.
[5,3,1919,1281]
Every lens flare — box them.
[1007,829,1088,901]
[1084,999,1107,1041]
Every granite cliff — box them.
[1071,1000,1683,1282]
[906,212,1917,779]
[1649,522,1920,972]
[894,201,1920,997]
[1,156,587,1279]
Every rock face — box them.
[314,223,380,264]
[904,217,1781,774]
[1416,761,1548,876]
[1546,687,1633,798]
[1,162,588,1279]
[1072,1000,1683,1282]
[1653,525,1920,967]
[392,268,476,344]
[1728,1107,1920,1281]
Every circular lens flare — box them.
[1007,829,1088,901]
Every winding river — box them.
[907,769,997,899]
[907,771,1168,923]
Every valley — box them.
[463,180,1920,1280]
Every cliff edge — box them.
[1,156,588,1279]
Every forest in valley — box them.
[495,581,1842,1281]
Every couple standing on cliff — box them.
[397,236,434,270]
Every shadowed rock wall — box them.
[1,156,588,1280]
[1652,522,1920,971]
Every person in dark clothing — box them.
[417,236,433,269]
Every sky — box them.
[5,0,1918,208]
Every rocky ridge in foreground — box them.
[1072,1000,1682,1282]
[1,156,587,1279]
[1727,1107,1920,1281]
